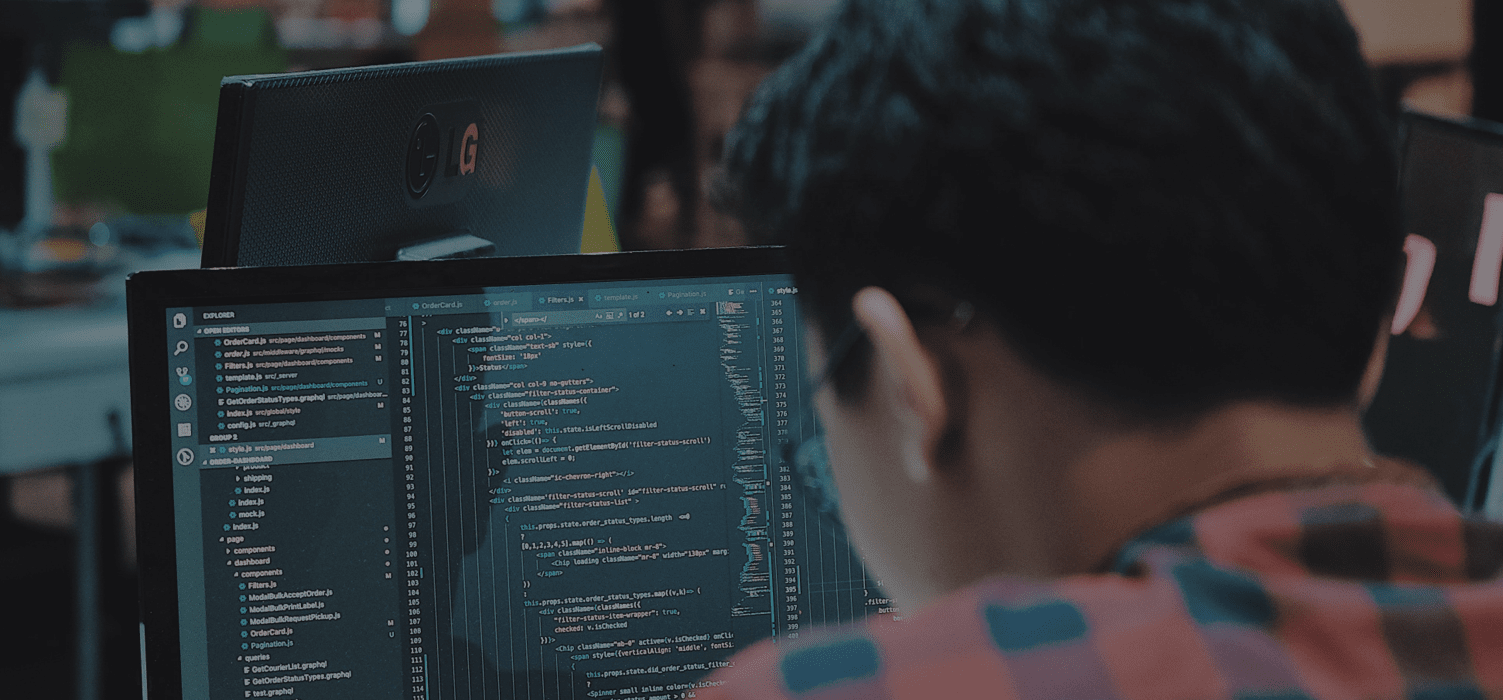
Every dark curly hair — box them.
[720,0,1404,420]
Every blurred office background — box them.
[0,0,1494,697]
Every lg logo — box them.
[405,102,482,204]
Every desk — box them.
[0,249,196,700]
[0,299,130,700]
[0,303,132,473]
[0,250,198,474]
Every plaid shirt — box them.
[694,462,1503,699]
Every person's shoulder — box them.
[689,630,796,700]
[701,572,1226,698]
[699,578,1093,699]
[699,481,1503,700]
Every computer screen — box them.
[129,249,894,700]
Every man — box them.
[700,0,1503,697]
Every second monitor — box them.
[201,45,603,267]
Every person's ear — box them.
[850,287,948,483]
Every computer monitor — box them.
[200,45,603,267]
[1362,110,1503,513]
[128,247,893,700]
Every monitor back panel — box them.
[129,248,890,700]
[202,46,603,267]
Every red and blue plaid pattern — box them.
[696,466,1503,699]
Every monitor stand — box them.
[395,232,496,261]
